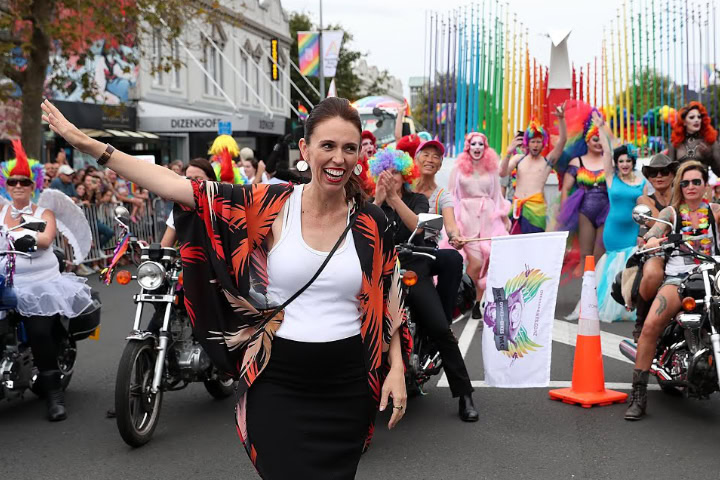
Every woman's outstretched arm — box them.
[41,100,194,208]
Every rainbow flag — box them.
[298,103,309,121]
[435,103,448,125]
[298,31,319,77]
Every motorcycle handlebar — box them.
[397,244,437,255]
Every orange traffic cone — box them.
[549,256,628,408]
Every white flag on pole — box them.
[481,231,568,387]
[322,30,344,77]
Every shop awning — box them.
[79,128,160,139]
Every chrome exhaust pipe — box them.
[619,339,673,381]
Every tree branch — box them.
[2,64,25,87]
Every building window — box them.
[241,55,249,102]
[252,62,260,105]
[152,29,163,86]
[171,39,181,89]
[203,39,225,96]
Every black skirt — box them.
[246,334,372,480]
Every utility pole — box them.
[319,0,325,98]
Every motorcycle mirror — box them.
[631,205,652,225]
[114,206,131,224]
[417,213,444,232]
[18,214,47,232]
[372,107,383,118]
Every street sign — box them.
[218,121,232,135]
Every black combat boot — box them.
[459,394,479,422]
[40,370,67,422]
[624,369,649,421]
[633,296,651,343]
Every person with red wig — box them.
[499,104,567,234]
[668,101,720,174]
[449,132,511,319]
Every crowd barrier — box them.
[53,197,173,266]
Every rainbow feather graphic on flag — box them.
[298,32,319,77]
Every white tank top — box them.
[267,185,362,342]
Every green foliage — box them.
[0,0,202,157]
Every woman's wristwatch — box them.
[97,144,115,166]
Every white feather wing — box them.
[38,189,91,263]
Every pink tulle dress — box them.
[449,167,511,290]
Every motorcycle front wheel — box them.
[115,339,163,447]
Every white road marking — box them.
[467,380,660,391]
[436,316,635,389]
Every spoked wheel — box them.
[115,340,163,447]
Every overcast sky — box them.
[280,0,635,96]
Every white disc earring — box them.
[296,160,309,172]
[353,163,363,176]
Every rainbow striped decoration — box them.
[298,103,309,121]
[298,31,319,77]
[435,103,448,125]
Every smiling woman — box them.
[41,97,409,479]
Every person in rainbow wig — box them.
[0,140,93,422]
[208,134,248,185]
[448,132,511,319]
[557,107,612,273]
[370,146,479,422]
[499,102,567,235]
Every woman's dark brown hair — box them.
[304,97,367,206]
[188,157,217,181]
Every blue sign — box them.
[218,121,232,135]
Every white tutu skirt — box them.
[596,246,637,323]
[14,271,94,318]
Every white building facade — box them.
[136,0,292,162]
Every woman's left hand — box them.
[380,365,407,429]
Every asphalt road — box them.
[2,274,720,480]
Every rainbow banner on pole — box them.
[298,31,319,77]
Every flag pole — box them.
[318,0,325,98]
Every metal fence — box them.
[54,197,172,266]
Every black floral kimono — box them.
[174,181,409,465]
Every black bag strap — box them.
[266,208,359,320]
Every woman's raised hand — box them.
[41,100,89,151]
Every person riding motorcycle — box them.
[411,140,465,325]
[369,147,478,422]
[626,161,717,421]
[0,141,94,421]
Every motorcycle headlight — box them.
[137,261,166,291]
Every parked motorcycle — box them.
[617,205,720,399]
[0,215,101,402]
[397,213,457,396]
[108,206,235,447]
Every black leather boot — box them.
[633,296,651,343]
[624,369,649,421]
[472,302,482,320]
[40,370,67,422]
[459,394,479,422]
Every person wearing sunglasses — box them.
[630,154,678,341]
[0,141,94,422]
[626,161,718,420]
